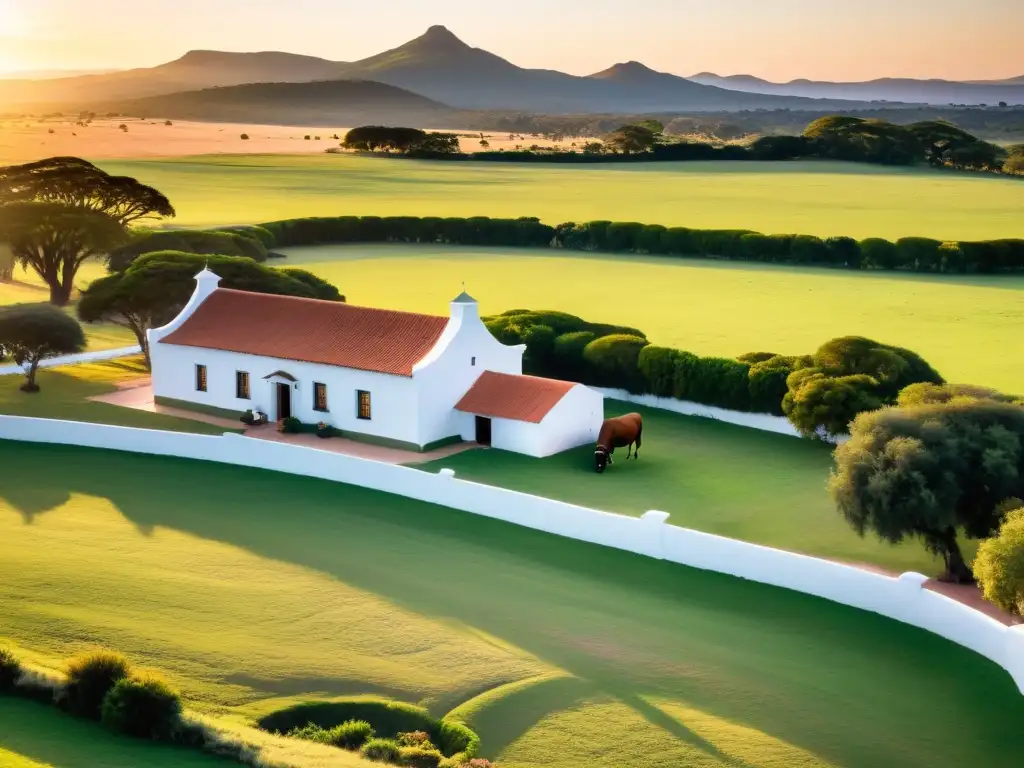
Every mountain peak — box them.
[417,25,468,48]
[589,60,665,81]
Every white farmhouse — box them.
[147,268,603,457]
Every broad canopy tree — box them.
[0,303,86,392]
[78,251,344,368]
[829,400,1024,583]
[0,157,175,305]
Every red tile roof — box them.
[159,289,449,377]
[455,371,577,423]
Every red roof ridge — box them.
[212,288,447,320]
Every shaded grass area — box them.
[0,261,137,352]
[101,154,1024,242]
[423,402,943,574]
[0,697,230,768]
[0,357,229,434]
[284,244,1024,393]
[0,442,1021,768]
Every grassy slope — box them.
[0,357,229,434]
[100,154,1024,241]
[424,402,943,573]
[1,442,1021,768]
[0,698,229,768]
[283,244,1024,393]
[0,261,136,351]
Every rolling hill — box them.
[689,72,1024,106]
[108,79,456,127]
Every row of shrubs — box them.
[260,698,485,768]
[483,309,962,438]
[0,647,182,740]
[108,227,275,271]
[253,215,1024,274]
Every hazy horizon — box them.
[0,0,1021,82]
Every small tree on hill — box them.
[0,303,86,392]
[974,502,1024,615]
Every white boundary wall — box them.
[0,346,142,377]
[1,414,1021,694]
[592,387,802,437]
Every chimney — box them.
[450,289,479,323]
[192,267,222,303]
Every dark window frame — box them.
[357,390,372,420]
[313,382,329,413]
[195,364,208,392]
[236,370,250,399]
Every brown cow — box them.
[594,412,643,473]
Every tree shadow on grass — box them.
[2,442,1022,768]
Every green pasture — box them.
[424,402,948,574]
[283,244,1024,393]
[0,357,227,434]
[0,261,136,351]
[101,154,1024,241]
[0,698,229,768]
[1,442,1021,768]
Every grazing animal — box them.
[594,412,643,473]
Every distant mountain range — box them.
[1,26,1020,119]
[113,79,454,127]
[688,73,1024,106]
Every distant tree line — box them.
[342,116,1023,175]
[258,215,1024,274]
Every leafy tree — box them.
[829,400,1024,582]
[0,202,126,305]
[604,124,658,155]
[782,370,883,438]
[0,303,86,392]
[78,251,344,368]
[897,382,1021,407]
[811,336,943,398]
[0,156,174,225]
[974,503,1024,615]
[107,229,268,272]
[858,238,898,270]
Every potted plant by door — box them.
[316,421,333,439]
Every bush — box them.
[897,382,1020,407]
[812,336,943,398]
[582,334,649,391]
[279,416,302,434]
[65,651,131,719]
[288,719,376,749]
[859,238,898,270]
[895,237,943,272]
[748,355,807,415]
[100,672,182,739]
[974,506,1024,616]
[361,738,403,763]
[108,230,268,271]
[398,731,435,748]
[0,647,20,691]
[400,746,444,768]
[436,719,480,759]
[783,370,883,438]
[687,357,751,411]
[240,410,256,426]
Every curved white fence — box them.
[0,414,1021,693]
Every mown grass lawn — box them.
[100,154,1024,242]
[422,402,948,574]
[283,243,1024,393]
[1,442,1020,768]
[0,698,230,768]
[0,357,228,434]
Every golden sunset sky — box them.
[0,0,1021,82]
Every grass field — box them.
[0,357,228,434]
[1,442,1021,768]
[283,244,1024,392]
[100,154,1024,241]
[423,402,944,574]
[0,260,136,352]
[0,698,230,768]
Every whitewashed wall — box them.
[1,414,1021,694]
[0,346,142,378]
[593,388,802,437]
